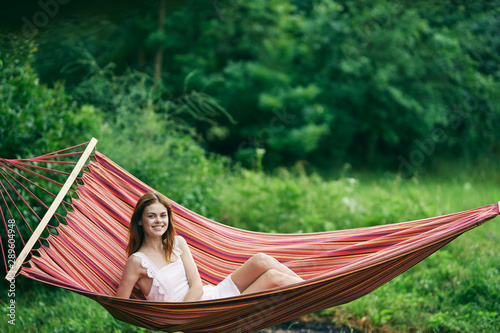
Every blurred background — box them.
[1,0,499,332]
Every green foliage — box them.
[0,38,102,158]
[98,107,234,217]
[78,63,236,216]
[143,0,500,169]
[28,0,500,171]
[293,0,499,167]
[0,37,105,274]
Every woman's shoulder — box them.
[175,235,186,245]
[174,235,188,253]
[122,253,147,276]
[127,253,145,266]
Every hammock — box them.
[1,138,498,333]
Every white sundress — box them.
[132,237,240,302]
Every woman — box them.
[116,191,303,302]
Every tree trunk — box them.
[154,0,167,83]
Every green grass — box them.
[1,164,499,332]
[0,287,154,333]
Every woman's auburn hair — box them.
[127,191,176,262]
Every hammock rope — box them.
[3,138,98,281]
[1,138,498,332]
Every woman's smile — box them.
[141,202,170,237]
[152,224,166,231]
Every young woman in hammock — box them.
[116,191,303,302]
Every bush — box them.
[0,37,102,158]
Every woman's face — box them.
[140,202,169,239]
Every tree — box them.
[16,0,500,171]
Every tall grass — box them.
[1,162,498,332]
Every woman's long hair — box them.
[127,191,176,262]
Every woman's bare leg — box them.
[240,269,303,295]
[230,253,303,293]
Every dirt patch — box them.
[260,315,364,333]
[260,312,412,333]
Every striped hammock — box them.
[1,139,498,332]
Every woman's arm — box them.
[177,236,204,301]
[116,255,142,298]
